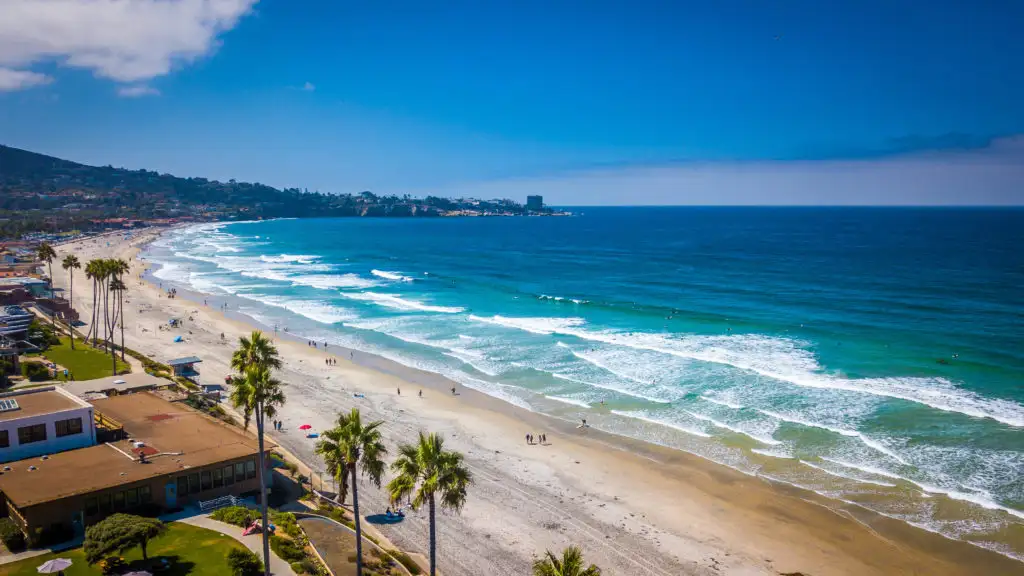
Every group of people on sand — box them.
[307,340,329,350]
[525,433,548,445]
[324,358,337,366]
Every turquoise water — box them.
[143,208,1023,559]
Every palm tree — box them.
[84,259,101,345]
[61,254,81,349]
[315,408,387,575]
[387,432,472,576]
[108,276,126,373]
[36,242,57,327]
[532,546,602,576]
[230,332,285,576]
[110,259,129,361]
[231,330,283,373]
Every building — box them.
[0,306,33,339]
[0,278,48,298]
[0,387,97,464]
[61,372,167,401]
[0,391,268,541]
[526,195,544,212]
[167,356,201,380]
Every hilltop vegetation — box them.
[0,144,534,237]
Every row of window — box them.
[84,485,153,516]
[177,460,256,496]
[0,417,84,448]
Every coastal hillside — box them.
[0,144,534,237]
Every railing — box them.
[199,495,243,513]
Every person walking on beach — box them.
[418,389,422,398]
[397,387,401,396]
[451,386,457,395]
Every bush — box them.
[227,547,264,576]
[270,534,306,563]
[270,511,302,539]
[0,518,25,552]
[290,561,306,574]
[388,549,423,575]
[211,506,260,527]
[21,361,50,381]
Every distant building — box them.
[526,195,544,211]
[0,387,97,464]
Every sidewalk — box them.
[178,514,297,576]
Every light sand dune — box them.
[49,228,1022,576]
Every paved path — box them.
[179,515,297,576]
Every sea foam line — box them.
[755,408,908,464]
[341,292,464,314]
[551,373,671,404]
[611,410,712,438]
[683,410,781,446]
[371,269,414,282]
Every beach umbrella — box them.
[299,424,312,430]
[36,558,72,573]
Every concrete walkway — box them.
[179,515,297,576]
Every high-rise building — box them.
[526,195,544,211]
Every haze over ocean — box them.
[143,207,1024,560]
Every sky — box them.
[0,0,1022,205]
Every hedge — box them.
[0,518,26,552]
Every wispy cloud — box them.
[430,136,1024,206]
[302,81,316,92]
[117,84,160,98]
[0,68,52,92]
[0,0,257,91]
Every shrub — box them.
[270,534,306,563]
[227,547,264,576]
[21,361,50,381]
[290,561,307,574]
[388,548,423,575]
[211,506,260,527]
[270,511,302,539]
[0,518,25,552]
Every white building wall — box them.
[0,405,96,464]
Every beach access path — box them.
[46,228,1024,576]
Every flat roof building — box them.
[0,387,96,464]
[0,392,270,542]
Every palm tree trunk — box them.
[47,262,54,328]
[119,285,126,361]
[429,493,437,576]
[87,278,97,344]
[256,407,271,576]
[351,465,363,576]
[69,271,75,350]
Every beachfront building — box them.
[0,392,269,541]
[0,387,97,464]
[0,305,33,339]
[167,356,201,381]
[527,195,544,211]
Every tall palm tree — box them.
[387,432,472,576]
[108,277,126,373]
[61,254,81,349]
[36,242,57,327]
[110,259,130,361]
[84,259,101,345]
[230,332,285,576]
[315,408,387,576]
[231,330,283,373]
[532,546,602,576]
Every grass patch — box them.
[0,522,246,576]
[42,338,130,381]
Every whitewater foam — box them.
[545,395,591,408]
[801,460,899,488]
[551,373,672,404]
[755,408,908,464]
[470,315,585,335]
[371,269,414,282]
[683,410,782,445]
[701,395,744,410]
[611,410,713,438]
[291,274,380,290]
[341,292,464,313]
[237,294,355,325]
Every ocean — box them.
[142,207,1024,559]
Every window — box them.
[85,497,98,516]
[99,494,111,513]
[201,471,212,491]
[139,485,152,503]
[17,423,46,445]
[55,417,83,437]
[0,430,8,448]
[245,459,256,480]
[188,473,200,494]
[223,465,235,486]
[213,467,223,488]
[177,475,189,496]
[234,462,245,483]
[126,488,139,507]
[113,491,125,510]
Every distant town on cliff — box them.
[0,144,566,239]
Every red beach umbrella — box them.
[299,424,312,430]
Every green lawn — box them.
[0,522,247,576]
[41,338,130,381]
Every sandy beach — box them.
[48,228,1023,576]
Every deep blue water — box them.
[144,207,1024,558]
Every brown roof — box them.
[0,388,88,423]
[0,392,268,508]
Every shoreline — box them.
[49,226,1023,575]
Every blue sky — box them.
[1,0,1023,204]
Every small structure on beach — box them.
[167,356,201,380]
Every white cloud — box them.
[0,0,257,91]
[117,84,161,98]
[302,81,315,91]
[0,67,53,91]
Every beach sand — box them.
[50,229,1023,576]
